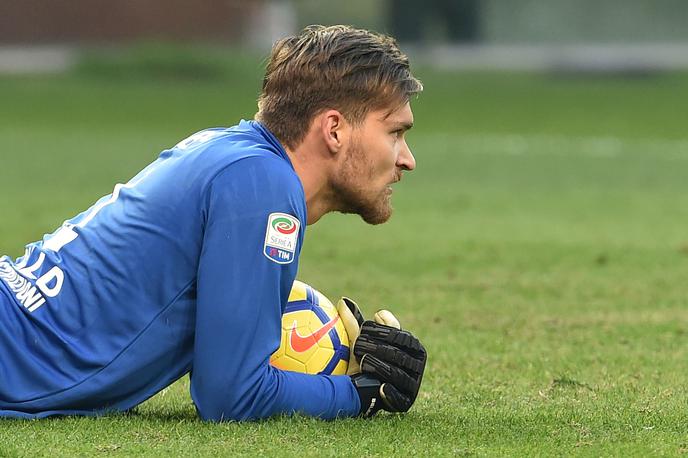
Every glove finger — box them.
[379,383,413,413]
[360,354,419,397]
[354,335,425,376]
[373,309,400,329]
[359,321,427,359]
[343,297,365,326]
[336,297,365,342]
[337,297,366,375]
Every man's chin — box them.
[334,188,394,225]
[337,205,392,225]
[360,210,392,225]
[357,200,393,225]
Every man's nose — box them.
[397,141,416,171]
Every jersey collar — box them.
[247,120,295,171]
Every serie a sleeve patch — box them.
[263,213,300,264]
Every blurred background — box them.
[2,0,688,281]
[3,3,688,453]
[1,0,688,285]
[2,0,688,73]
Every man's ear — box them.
[319,110,348,155]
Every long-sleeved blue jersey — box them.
[0,120,360,420]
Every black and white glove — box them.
[336,297,427,417]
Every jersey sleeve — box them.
[190,156,360,421]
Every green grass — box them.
[2,50,688,456]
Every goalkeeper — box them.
[0,25,426,421]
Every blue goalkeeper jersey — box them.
[0,120,360,420]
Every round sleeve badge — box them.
[264,213,300,264]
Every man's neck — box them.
[285,143,335,225]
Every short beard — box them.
[331,143,393,225]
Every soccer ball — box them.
[270,280,350,375]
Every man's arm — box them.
[190,156,360,421]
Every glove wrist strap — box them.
[350,374,383,417]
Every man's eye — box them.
[391,130,402,138]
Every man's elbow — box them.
[195,402,248,422]
[193,387,253,422]
[191,375,277,422]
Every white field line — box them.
[415,133,688,159]
[416,43,688,72]
[0,46,76,74]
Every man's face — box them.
[332,102,416,224]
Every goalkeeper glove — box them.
[336,297,427,416]
[336,297,400,375]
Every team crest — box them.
[264,213,300,264]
